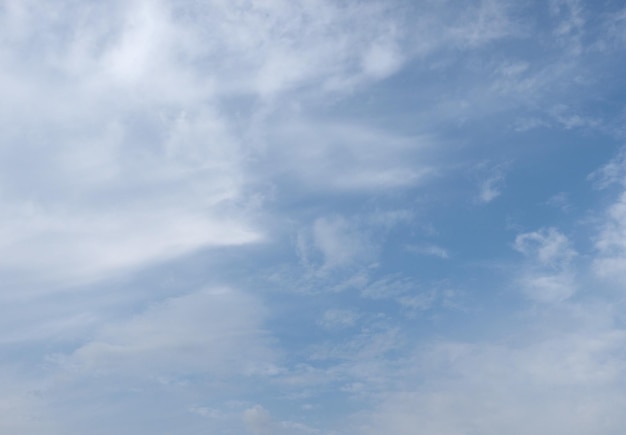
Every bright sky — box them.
[1,0,626,434]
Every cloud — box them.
[584,148,626,282]
[546,192,572,212]
[361,40,404,79]
[0,201,261,288]
[550,0,586,54]
[593,191,626,281]
[261,119,433,194]
[294,213,380,280]
[549,104,601,130]
[1,0,589,291]
[318,309,360,330]
[514,228,577,303]
[603,7,626,48]
[0,0,442,291]
[343,159,626,433]
[312,216,374,271]
[244,405,320,435]
[359,275,456,312]
[514,228,576,268]
[9,286,278,434]
[0,0,263,288]
[518,272,577,304]
[588,146,626,189]
[62,287,273,377]
[0,366,60,434]
[356,325,626,435]
[406,243,450,259]
[476,163,508,204]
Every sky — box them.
[1,0,626,433]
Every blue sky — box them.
[1,0,626,433]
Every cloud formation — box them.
[2,0,626,434]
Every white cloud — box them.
[262,119,433,193]
[514,228,577,303]
[0,3,260,286]
[450,0,519,47]
[476,163,508,204]
[361,382,626,435]
[546,192,572,212]
[549,104,600,130]
[0,202,260,288]
[588,146,626,189]
[586,149,626,282]
[593,191,626,281]
[357,328,626,435]
[312,216,374,272]
[360,275,453,312]
[244,405,321,435]
[62,287,273,377]
[406,243,450,259]
[518,273,577,304]
[479,177,502,202]
[295,214,377,278]
[603,7,626,48]
[319,309,360,330]
[0,0,554,292]
[362,40,404,79]
[0,0,439,290]
[0,366,60,434]
[550,0,586,54]
[514,228,575,268]
[361,275,416,300]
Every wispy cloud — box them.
[406,243,450,259]
[513,228,577,303]
[476,163,508,204]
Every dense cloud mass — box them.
[1,0,626,433]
